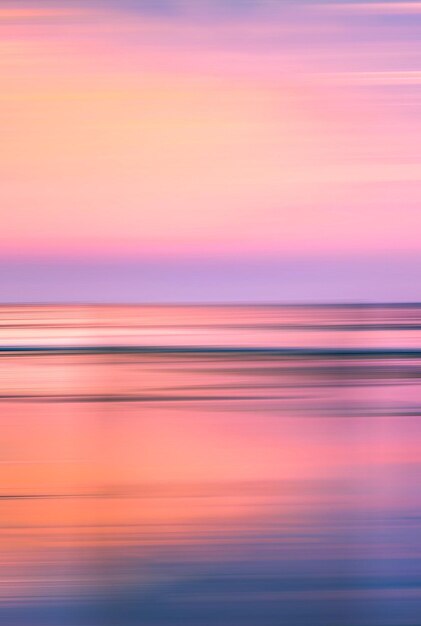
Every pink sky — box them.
[0,1,420,300]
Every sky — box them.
[0,0,420,302]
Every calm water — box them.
[1,305,421,626]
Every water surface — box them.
[1,305,421,625]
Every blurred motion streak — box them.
[1,0,421,624]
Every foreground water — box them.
[1,304,421,626]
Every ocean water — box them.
[1,304,421,626]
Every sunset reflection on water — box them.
[1,305,421,626]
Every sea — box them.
[1,304,421,626]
